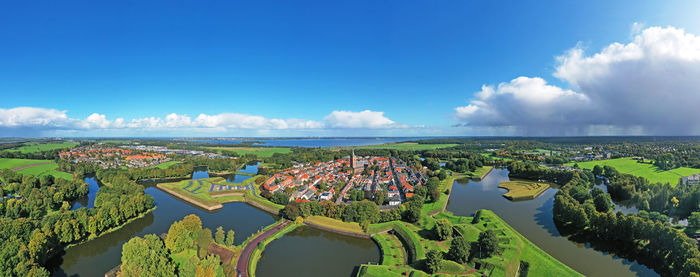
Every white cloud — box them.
[455,25,700,135]
[0,107,74,128]
[323,110,405,128]
[0,107,406,136]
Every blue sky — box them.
[1,1,700,137]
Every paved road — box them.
[236,220,290,277]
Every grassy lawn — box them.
[18,163,73,180]
[421,173,468,216]
[498,180,550,201]
[305,215,364,234]
[565,157,700,186]
[469,165,493,180]
[352,142,458,151]
[480,153,513,161]
[7,142,77,153]
[150,160,180,169]
[171,249,197,267]
[206,146,292,157]
[0,158,72,180]
[0,158,52,169]
[158,177,233,208]
[470,210,580,277]
[373,233,406,266]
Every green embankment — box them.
[566,157,700,186]
[304,215,365,235]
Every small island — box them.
[497,181,550,201]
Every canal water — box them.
[446,168,658,277]
[256,225,380,277]
[51,166,278,276]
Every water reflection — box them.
[256,225,379,277]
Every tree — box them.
[374,190,387,206]
[270,192,289,205]
[429,189,441,203]
[215,226,225,244]
[403,198,422,223]
[433,219,453,240]
[119,235,176,277]
[593,193,612,212]
[425,250,442,273]
[447,236,470,263]
[592,165,603,176]
[474,230,499,259]
[438,170,448,181]
[689,212,700,229]
[196,228,213,258]
[225,230,235,246]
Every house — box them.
[319,191,333,201]
[680,174,700,186]
[388,194,401,206]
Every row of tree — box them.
[553,176,700,276]
[0,170,155,276]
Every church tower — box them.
[351,149,356,169]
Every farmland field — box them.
[8,142,77,153]
[566,157,700,186]
[353,142,458,151]
[0,158,51,169]
[206,146,292,157]
[0,158,72,180]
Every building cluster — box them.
[60,146,171,169]
[262,151,426,207]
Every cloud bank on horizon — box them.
[454,25,700,136]
[0,108,412,137]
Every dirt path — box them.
[11,162,52,171]
[235,220,290,277]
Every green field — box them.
[0,158,72,180]
[150,160,180,169]
[206,147,292,157]
[353,142,458,151]
[0,158,51,169]
[498,181,550,200]
[480,153,513,161]
[373,233,406,266]
[8,142,77,153]
[566,157,700,186]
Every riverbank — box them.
[304,216,369,238]
[64,206,158,251]
[471,165,494,180]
